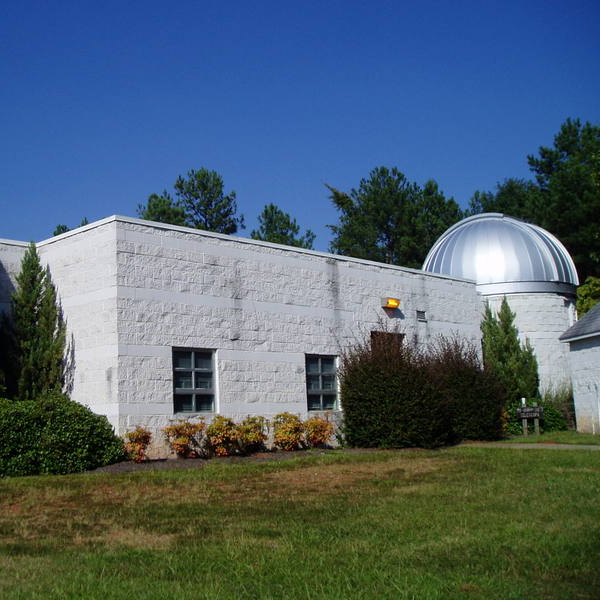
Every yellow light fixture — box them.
[381,297,401,309]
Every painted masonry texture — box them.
[111,218,481,436]
[1,217,482,447]
[566,339,600,433]
[0,240,27,316]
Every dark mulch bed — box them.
[88,448,380,475]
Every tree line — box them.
[57,118,600,300]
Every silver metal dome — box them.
[422,213,579,295]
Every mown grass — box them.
[0,447,599,599]
[503,430,600,445]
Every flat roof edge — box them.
[36,216,119,247]
[12,215,477,286]
[111,215,477,285]
[0,238,30,247]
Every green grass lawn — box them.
[1,447,599,600]
[503,430,600,445]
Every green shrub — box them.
[430,338,507,442]
[163,419,205,457]
[539,399,568,432]
[273,413,305,451]
[340,340,447,448]
[506,403,526,436]
[339,334,506,449]
[0,393,125,477]
[124,426,153,462]
[205,416,240,456]
[507,398,568,435]
[542,384,575,429]
[0,398,43,476]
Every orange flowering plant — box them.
[304,415,334,448]
[273,412,305,451]
[205,415,240,456]
[124,426,153,463]
[162,419,205,458]
[236,416,268,454]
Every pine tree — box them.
[251,204,315,249]
[137,193,186,226]
[138,168,244,234]
[174,169,244,234]
[327,167,463,268]
[481,297,539,405]
[10,243,66,400]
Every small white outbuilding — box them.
[560,302,600,434]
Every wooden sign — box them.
[517,406,544,419]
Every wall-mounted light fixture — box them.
[381,297,401,309]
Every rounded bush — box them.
[539,400,568,432]
[273,413,305,451]
[0,393,125,477]
[163,419,205,457]
[507,398,568,435]
[205,415,239,456]
[237,416,268,454]
[124,426,153,462]
[304,416,335,448]
[339,335,506,449]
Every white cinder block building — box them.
[560,303,600,434]
[0,216,482,438]
[3,212,594,438]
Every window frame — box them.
[305,354,338,411]
[172,348,215,413]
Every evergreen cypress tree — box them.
[37,266,66,395]
[481,297,539,405]
[10,243,66,400]
[0,312,18,397]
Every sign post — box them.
[516,400,544,436]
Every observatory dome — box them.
[422,213,579,295]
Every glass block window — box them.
[306,355,337,411]
[173,349,215,413]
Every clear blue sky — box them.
[1,0,598,251]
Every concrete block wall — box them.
[566,337,600,434]
[484,293,576,394]
[0,239,28,316]
[1,216,483,453]
[113,217,482,439]
[36,220,120,427]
